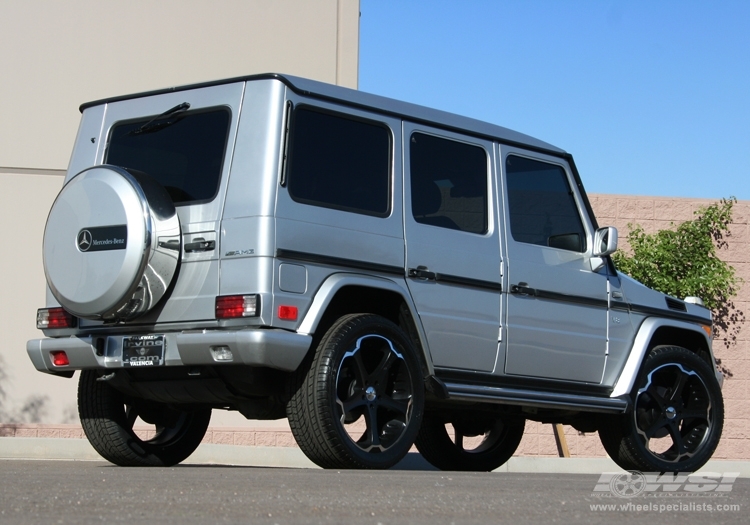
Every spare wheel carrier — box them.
[43,165,181,321]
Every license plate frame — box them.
[122,335,165,367]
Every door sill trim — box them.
[444,382,630,414]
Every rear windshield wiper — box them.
[129,102,191,135]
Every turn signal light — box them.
[215,295,259,319]
[37,308,77,329]
[50,351,69,367]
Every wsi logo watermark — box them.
[592,471,740,498]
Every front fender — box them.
[610,317,717,398]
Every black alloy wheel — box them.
[416,412,525,471]
[78,370,211,466]
[599,346,723,473]
[287,314,425,469]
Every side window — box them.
[505,155,587,252]
[409,132,488,234]
[286,106,391,217]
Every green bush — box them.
[613,197,745,359]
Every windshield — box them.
[105,107,230,204]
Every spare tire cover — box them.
[43,165,181,321]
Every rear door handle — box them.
[408,266,436,281]
[184,240,215,253]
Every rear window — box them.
[106,107,230,204]
[285,106,391,217]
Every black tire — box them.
[78,370,211,466]
[599,346,723,473]
[415,412,525,471]
[597,415,640,472]
[286,314,425,469]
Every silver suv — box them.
[29,74,723,472]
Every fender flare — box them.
[297,272,435,376]
[610,317,717,398]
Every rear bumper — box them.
[27,328,312,375]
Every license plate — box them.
[122,335,165,367]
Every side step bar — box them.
[444,382,631,414]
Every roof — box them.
[80,73,565,156]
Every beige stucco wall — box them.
[0,171,70,421]
[0,0,359,425]
[0,0,360,171]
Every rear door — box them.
[403,124,502,372]
[91,83,244,325]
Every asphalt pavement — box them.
[0,459,747,525]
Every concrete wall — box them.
[0,0,360,425]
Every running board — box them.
[444,382,631,414]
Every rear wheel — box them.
[287,314,424,469]
[78,371,211,466]
[599,346,723,473]
[416,412,525,471]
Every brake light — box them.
[37,308,77,329]
[50,351,69,366]
[215,295,259,319]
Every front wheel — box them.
[287,314,425,469]
[599,346,723,473]
[415,413,525,471]
[78,371,211,466]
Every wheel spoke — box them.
[378,395,409,415]
[350,351,369,386]
[369,350,397,386]
[360,405,381,450]
[455,429,464,450]
[668,372,689,402]
[642,416,671,440]
[643,383,667,411]
[666,421,687,456]
[343,396,367,414]
[124,405,138,429]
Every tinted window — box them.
[286,107,391,217]
[410,132,488,234]
[106,108,230,204]
[505,155,586,252]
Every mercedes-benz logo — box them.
[77,230,92,252]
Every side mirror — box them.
[593,226,618,257]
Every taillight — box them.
[37,308,77,329]
[215,295,260,319]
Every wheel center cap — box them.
[665,406,677,419]
[365,386,377,402]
